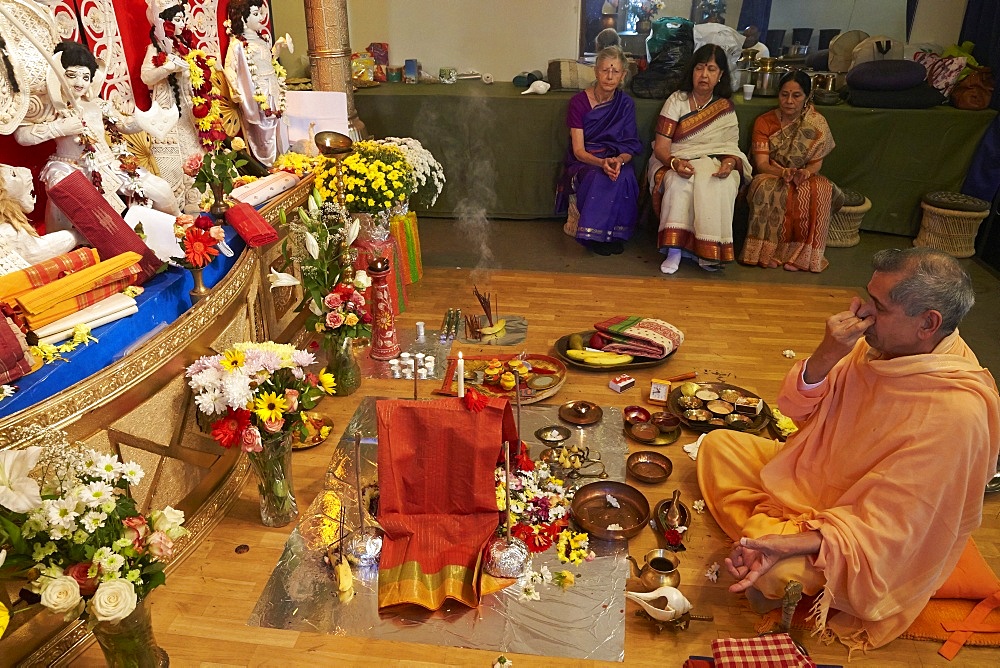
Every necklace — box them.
[592,85,612,105]
[691,93,712,111]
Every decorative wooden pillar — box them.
[303,0,367,139]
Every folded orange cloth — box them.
[0,248,100,305]
[376,396,517,611]
[15,252,141,316]
[22,276,141,330]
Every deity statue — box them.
[224,0,291,166]
[140,0,219,211]
[13,41,180,232]
[0,161,82,267]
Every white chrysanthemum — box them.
[121,462,144,486]
[46,497,80,530]
[101,499,116,514]
[48,525,71,541]
[195,387,227,416]
[290,350,315,368]
[190,366,225,394]
[99,551,126,574]
[93,546,113,563]
[91,454,121,482]
[81,480,115,508]
[221,370,254,408]
[81,510,108,532]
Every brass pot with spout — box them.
[627,549,681,590]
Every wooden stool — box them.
[913,191,991,258]
[827,190,871,248]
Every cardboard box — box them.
[648,378,672,405]
[609,373,636,393]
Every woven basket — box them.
[913,202,989,258]
[827,197,872,248]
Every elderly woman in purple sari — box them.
[556,46,642,255]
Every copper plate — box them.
[629,422,660,442]
[571,481,650,540]
[627,451,673,484]
[623,427,679,447]
[558,400,603,425]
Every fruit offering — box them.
[564,349,634,365]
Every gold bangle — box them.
[670,157,678,170]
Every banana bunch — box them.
[565,349,634,365]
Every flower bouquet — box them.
[372,137,445,209]
[183,137,248,216]
[171,213,225,303]
[186,341,335,525]
[633,0,664,22]
[276,195,373,395]
[314,140,415,215]
[0,441,186,662]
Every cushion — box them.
[847,82,946,109]
[922,191,991,212]
[46,170,162,281]
[934,537,1000,599]
[841,189,866,208]
[846,59,927,91]
[804,49,829,71]
[850,35,905,70]
[914,51,967,97]
[828,29,869,73]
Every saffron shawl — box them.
[700,330,1000,651]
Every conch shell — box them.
[625,586,692,622]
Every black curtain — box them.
[737,0,771,36]
[960,0,1000,110]
[906,0,918,41]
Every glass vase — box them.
[246,431,298,527]
[91,597,169,668]
[325,335,362,396]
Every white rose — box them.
[39,575,83,618]
[88,578,137,623]
[150,506,187,540]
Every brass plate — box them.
[558,400,603,425]
[622,427,679,447]
[553,330,673,371]
[668,382,771,434]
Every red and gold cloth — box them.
[376,397,517,610]
[1,315,34,383]
[593,315,685,359]
[224,201,278,248]
[0,248,100,305]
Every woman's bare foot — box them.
[783,263,800,272]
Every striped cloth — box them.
[1,314,34,383]
[711,633,816,667]
[0,248,100,305]
[593,315,685,359]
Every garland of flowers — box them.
[102,105,149,207]
[235,34,287,118]
[272,151,324,177]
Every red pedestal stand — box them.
[368,260,401,360]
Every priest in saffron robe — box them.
[698,247,1000,651]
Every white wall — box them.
[273,0,969,81]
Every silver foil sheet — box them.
[357,328,453,380]
[248,397,627,662]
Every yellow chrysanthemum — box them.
[318,369,337,394]
[220,349,245,372]
[254,392,287,422]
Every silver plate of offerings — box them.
[668,382,772,434]
[248,398,630,662]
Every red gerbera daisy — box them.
[184,226,219,268]
[210,407,250,448]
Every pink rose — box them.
[241,425,263,453]
[350,292,365,307]
[146,531,174,559]
[64,562,99,597]
[284,389,299,413]
[182,154,203,177]
[209,226,226,242]
[325,311,345,329]
[262,417,285,433]
[323,293,343,310]
[122,515,150,553]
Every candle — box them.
[457,351,465,398]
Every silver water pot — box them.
[755,58,790,96]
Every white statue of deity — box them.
[13,40,180,232]
[224,0,290,166]
[139,0,213,211]
[0,161,83,269]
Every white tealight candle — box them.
[457,351,465,398]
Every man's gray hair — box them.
[871,247,975,334]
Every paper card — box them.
[279,91,350,154]
[123,206,182,263]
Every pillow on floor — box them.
[847,82,946,108]
[846,59,927,91]
[934,537,1000,599]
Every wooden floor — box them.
[75,267,1000,667]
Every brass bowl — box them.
[315,130,354,157]
[684,408,711,423]
[627,451,673,484]
[534,425,571,444]
[629,422,661,442]
[559,400,603,425]
[706,400,734,416]
[676,396,703,410]
[571,481,650,540]
[623,405,652,426]
[725,413,754,431]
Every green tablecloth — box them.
[355,81,996,236]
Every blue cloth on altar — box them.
[0,227,246,419]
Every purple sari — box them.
[556,89,643,243]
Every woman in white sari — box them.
[648,44,750,274]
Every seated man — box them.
[743,25,769,57]
[698,247,1000,651]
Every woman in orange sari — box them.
[740,71,840,272]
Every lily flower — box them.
[307,193,320,214]
[303,231,320,259]
[0,446,43,513]
[346,217,361,246]
[268,268,301,290]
